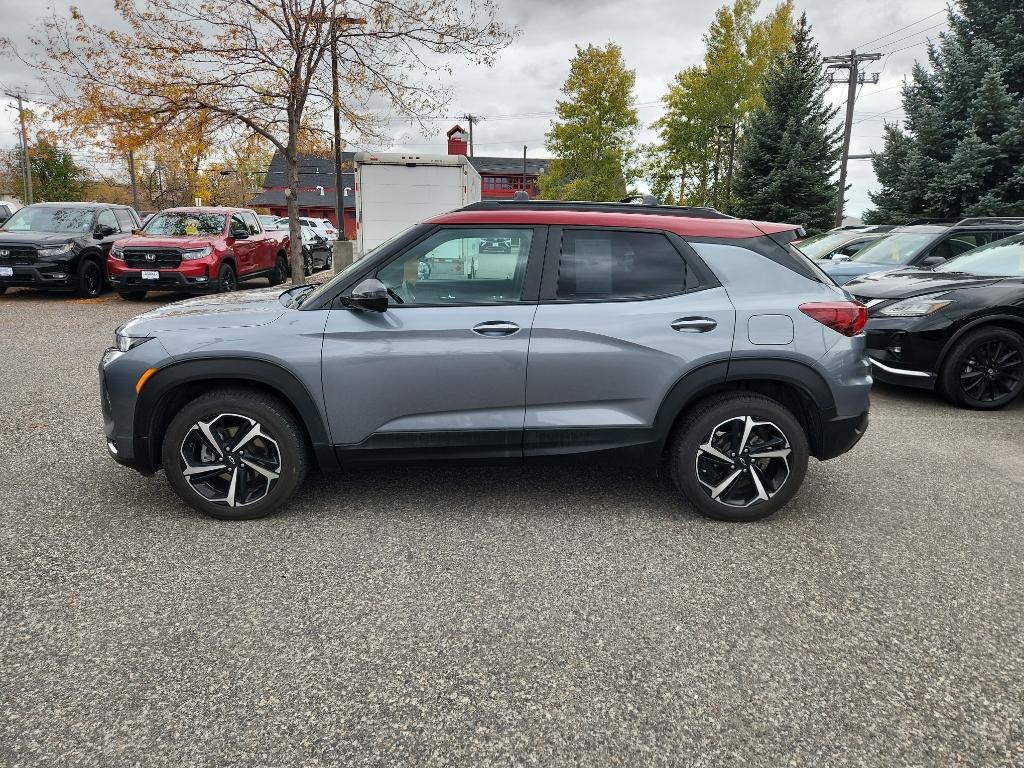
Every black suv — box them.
[821,217,1024,284]
[0,202,142,298]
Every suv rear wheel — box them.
[939,326,1024,410]
[161,389,309,520]
[269,254,288,286]
[670,394,809,522]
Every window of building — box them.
[556,229,689,300]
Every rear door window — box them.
[113,208,136,232]
[555,229,689,300]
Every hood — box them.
[821,261,897,284]
[118,286,290,335]
[844,268,1002,300]
[117,235,219,249]
[0,231,81,246]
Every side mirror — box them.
[94,225,116,239]
[230,230,249,240]
[342,278,388,312]
[831,254,852,262]
[921,256,945,268]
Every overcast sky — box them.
[0,0,947,216]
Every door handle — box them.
[671,317,717,333]
[472,321,520,337]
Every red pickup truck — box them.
[107,206,290,300]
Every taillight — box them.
[799,301,867,337]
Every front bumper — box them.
[0,264,76,289]
[108,268,217,293]
[99,342,169,475]
[863,315,949,390]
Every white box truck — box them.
[354,152,482,256]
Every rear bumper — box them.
[817,409,869,460]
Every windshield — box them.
[847,232,935,265]
[935,234,1024,276]
[144,212,226,237]
[2,207,94,233]
[796,232,860,260]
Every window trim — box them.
[538,225,719,305]
[355,224,548,309]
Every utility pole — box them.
[522,145,527,195]
[330,15,366,240]
[460,114,480,157]
[823,50,881,228]
[6,92,33,205]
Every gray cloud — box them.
[0,0,946,216]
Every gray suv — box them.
[100,200,871,522]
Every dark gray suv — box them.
[100,200,871,522]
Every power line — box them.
[856,8,946,49]
[869,22,948,53]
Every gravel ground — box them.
[1,286,1023,767]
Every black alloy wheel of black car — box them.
[303,250,314,277]
[941,327,1024,410]
[218,263,237,293]
[76,258,104,298]
[269,255,288,286]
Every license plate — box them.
[141,270,159,280]
[0,266,12,277]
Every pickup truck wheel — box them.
[269,254,288,286]
[218,263,237,293]
[670,393,808,522]
[161,388,309,520]
[74,258,104,298]
[118,290,147,301]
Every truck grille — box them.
[0,246,38,265]
[123,248,182,269]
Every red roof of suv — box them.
[430,208,797,239]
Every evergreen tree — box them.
[539,43,639,201]
[866,0,1024,220]
[731,13,840,232]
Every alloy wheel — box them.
[82,261,102,296]
[959,340,1024,404]
[179,413,282,508]
[221,269,236,292]
[694,416,792,508]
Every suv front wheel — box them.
[670,394,809,522]
[161,389,309,520]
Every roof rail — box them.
[461,199,734,220]
[955,216,1024,226]
[904,218,958,226]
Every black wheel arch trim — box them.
[935,312,1024,372]
[132,356,338,474]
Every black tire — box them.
[161,388,309,520]
[0,287,7,296]
[324,250,332,270]
[938,326,1024,410]
[303,251,313,277]
[118,290,147,301]
[217,262,237,293]
[669,393,809,522]
[269,254,288,286]
[74,257,104,298]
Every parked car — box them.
[0,202,141,297]
[300,225,332,275]
[794,229,890,261]
[821,218,1024,284]
[846,232,1024,409]
[278,216,337,240]
[0,199,22,224]
[107,206,290,300]
[100,198,871,522]
[259,215,288,231]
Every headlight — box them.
[110,243,125,260]
[877,292,955,317]
[181,246,213,260]
[37,242,75,258]
[115,333,153,352]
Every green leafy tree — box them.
[3,138,86,202]
[645,0,793,209]
[731,13,840,232]
[866,0,1024,220]
[539,43,640,201]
